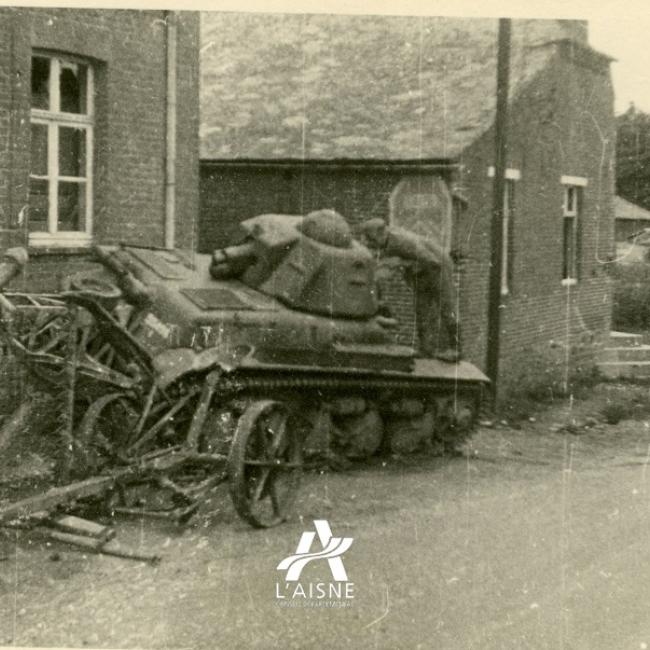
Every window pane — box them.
[28,178,49,231]
[31,57,50,110]
[30,123,48,176]
[566,188,575,213]
[58,181,86,231]
[60,62,88,114]
[563,217,575,279]
[59,127,86,177]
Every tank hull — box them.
[89,245,489,457]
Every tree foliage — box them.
[617,105,650,210]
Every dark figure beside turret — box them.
[359,218,462,363]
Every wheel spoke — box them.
[263,414,287,458]
[74,392,139,476]
[251,467,272,503]
[228,400,303,528]
[270,480,281,516]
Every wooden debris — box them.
[29,526,160,564]
[36,528,106,552]
[47,514,115,543]
[97,539,161,565]
[0,447,199,526]
[0,442,231,565]
[0,475,120,524]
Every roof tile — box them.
[200,13,588,160]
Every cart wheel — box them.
[74,392,139,476]
[228,400,302,528]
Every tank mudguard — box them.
[152,345,252,389]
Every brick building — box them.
[0,8,200,289]
[615,196,650,242]
[199,13,615,389]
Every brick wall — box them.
[0,8,200,288]
[198,164,438,249]
[455,42,614,394]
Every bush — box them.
[498,337,601,419]
[612,262,650,331]
[600,401,627,424]
[598,385,650,424]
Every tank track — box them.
[223,368,484,399]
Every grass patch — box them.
[497,338,602,421]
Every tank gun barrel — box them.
[0,248,28,289]
[210,242,257,279]
[93,246,153,305]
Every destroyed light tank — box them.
[92,210,486,442]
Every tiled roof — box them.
[615,196,650,221]
[200,13,587,160]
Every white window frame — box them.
[487,167,520,296]
[560,179,586,286]
[487,166,521,181]
[29,54,94,247]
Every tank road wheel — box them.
[73,392,139,476]
[228,400,303,528]
[432,395,478,454]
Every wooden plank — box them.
[48,515,115,542]
[36,528,106,551]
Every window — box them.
[29,54,94,246]
[562,185,581,284]
[388,176,453,252]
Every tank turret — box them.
[211,210,378,319]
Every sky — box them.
[590,16,650,115]
[5,0,650,114]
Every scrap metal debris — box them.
[0,446,229,563]
[4,510,160,565]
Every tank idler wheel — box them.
[65,272,122,310]
[228,400,303,528]
[74,277,120,297]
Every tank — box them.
[88,212,487,453]
[0,215,488,528]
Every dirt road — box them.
[1,386,650,649]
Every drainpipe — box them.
[486,18,511,401]
[164,10,177,250]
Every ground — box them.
[1,383,650,649]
